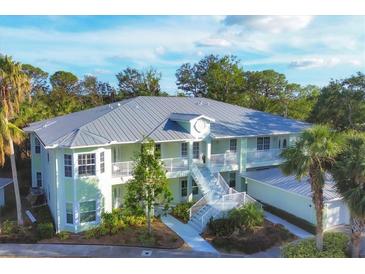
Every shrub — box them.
[56,231,71,240]
[171,202,193,223]
[208,217,235,237]
[121,214,146,226]
[36,222,54,240]
[282,232,349,258]
[1,220,18,234]
[101,211,125,235]
[229,203,264,232]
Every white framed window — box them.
[66,202,73,224]
[100,152,105,173]
[64,154,72,177]
[181,179,188,197]
[80,200,96,223]
[193,142,200,159]
[35,137,41,154]
[257,137,270,150]
[192,180,199,195]
[229,172,236,188]
[78,153,96,176]
[229,139,237,152]
[36,172,42,187]
[181,142,188,158]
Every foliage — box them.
[116,67,167,98]
[1,220,18,234]
[36,222,54,240]
[207,217,236,237]
[125,139,172,234]
[282,232,349,258]
[331,131,365,257]
[176,54,245,101]
[211,223,293,254]
[171,202,193,223]
[101,211,126,235]
[280,124,342,250]
[310,72,365,131]
[22,63,49,96]
[208,203,264,236]
[229,203,264,232]
[56,231,71,240]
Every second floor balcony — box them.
[112,157,189,178]
[246,148,283,168]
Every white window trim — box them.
[180,178,188,197]
[79,199,97,224]
[181,142,188,158]
[77,153,97,178]
[64,154,73,178]
[65,202,74,225]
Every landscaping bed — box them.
[202,203,296,254]
[40,218,184,249]
[282,232,350,258]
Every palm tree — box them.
[0,56,31,225]
[280,125,342,251]
[332,131,365,258]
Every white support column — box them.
[237,138,248,192]
[205,137,211,168]
[187,175,193,202]
[188,141,193,168]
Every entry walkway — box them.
[161,214,220,255]
[264,211,313,239]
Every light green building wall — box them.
[211,139,230,154]
[162,142,181,158]
[246,178,317,224]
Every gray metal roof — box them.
[244,167,341,201]
[0,178,13,189]
[23,96,310,148]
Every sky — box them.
[0,15,364,94]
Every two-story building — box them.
[24,96,349,233]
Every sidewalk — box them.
[264,211,313,239]
[161,214,220,255]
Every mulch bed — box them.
[203,220,297,254]
[40,219,185,249]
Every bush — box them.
[282,232,349,258]
[171,202,193,223]
[229,203,264,232]
[36,222,54,240]
[1,220,18,234]
[121,213,146,226]
[101,211,126,235]
[208,217,235,237]
[57,231,71,240]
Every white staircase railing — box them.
[188,163,259,232]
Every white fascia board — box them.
[211,131,301,140]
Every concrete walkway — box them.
[161,214,220,255]
[264,211,313,239]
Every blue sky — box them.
[0,16,364,94]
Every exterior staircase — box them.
[188,164,257,233]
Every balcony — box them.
[246,148,283,167]
[112,157,189,178]
[210,152,238,172]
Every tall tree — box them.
[176,54,245,101]
[116,68,164,98]
[124,139,172,235]
[21,64,49,96]
[310,72,365,131]
[332,131,365,257]
[0,56,31,225]
[49,71,82,115]
[280,125,342,251]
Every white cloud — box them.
[94,68,112,75]
[154,46,166,55]
[223,16,314,33]
[195,38,231,47]
[289,57,362,69]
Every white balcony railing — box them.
[112,161,134,177]
[246,148,283,164]
[162,157,189,173]
[112,157,189,178]
[210,152,238,167]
